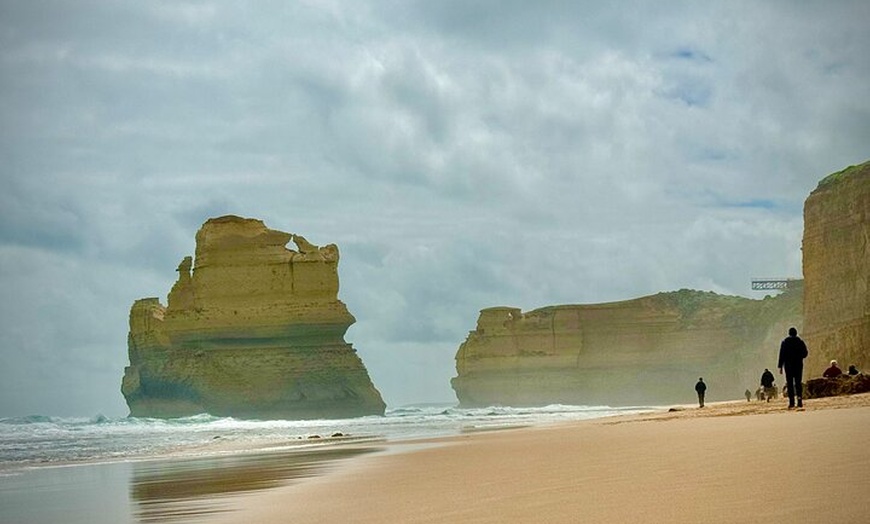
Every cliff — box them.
[802,160,870,376]
[121,216,386,419]
[451,288,802,407]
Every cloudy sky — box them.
[1,1,867,417]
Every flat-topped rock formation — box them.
[121,216,386,419]
[802,160,869,376]
[452,288,801,407]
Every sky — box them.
[1,1,868,418]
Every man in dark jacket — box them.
[778,327,808,409]
[760,368,776,402]
[694,377,707,408]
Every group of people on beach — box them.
[695,327,806,409]
[696,326,863,410]
[822,360,861,378]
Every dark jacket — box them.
[778,335,808,370]
[695,380,707,394]
[761,370,775,388]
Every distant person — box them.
[848,364,861,376]
[777,327,808,409]
[695,378,707,408]
[823,360,843,378]
[760,368,776,402]
[745,389,752,402]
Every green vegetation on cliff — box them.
[815,160,870,191]
[653,289,750,320]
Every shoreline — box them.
[0,440,389,524]
[207,393,870,524]
[0,403,653,476]
[0,403,652,523]
[0,432,387,477]
[4,395,868,523]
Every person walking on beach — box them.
[778,327,808,409]
[695,377,707,408]
[760,368,776,402]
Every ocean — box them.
[0,404,654,523]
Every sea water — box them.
[0,404,653,473]
[0,404,654,524]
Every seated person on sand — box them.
[848,364,861,376]
[823,360,843,378]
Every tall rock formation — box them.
[802,160,870,376]
[121,216,386,419]
[452,288,801,407]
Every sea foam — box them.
[0,403,654,473]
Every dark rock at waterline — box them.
[804,375,870,399]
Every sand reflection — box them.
[131,446,377,523]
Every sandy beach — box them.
[208,393,870,524]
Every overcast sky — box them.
[1,1,868,417]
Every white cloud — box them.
[0,0,867,415]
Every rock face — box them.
[452,288,801,407]
[802,160,870,377]
[121,216,386,419]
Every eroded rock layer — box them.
[452,288,801,407]
[122,216,386,419]
[802,161,870,376]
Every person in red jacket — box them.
[778,327,808,409]
[822,360,842,378]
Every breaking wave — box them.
[0,403,655,473]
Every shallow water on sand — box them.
[0,446,377,524]
[0,404,655,523]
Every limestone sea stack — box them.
[802,160,869,376]
[451,289,801,407]
[121,216,386,419]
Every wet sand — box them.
[0,444,379,524]
[208,393,870,524]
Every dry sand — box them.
[209,394,870,523]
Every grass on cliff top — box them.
[653,287,800,323]
[653,289,750,318]
[816,160,870,190]
[525,287,799,323]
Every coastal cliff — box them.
[121,216,386,419]
[452,288,801,407]
[802,160,870,376]
[451,160,869,407]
